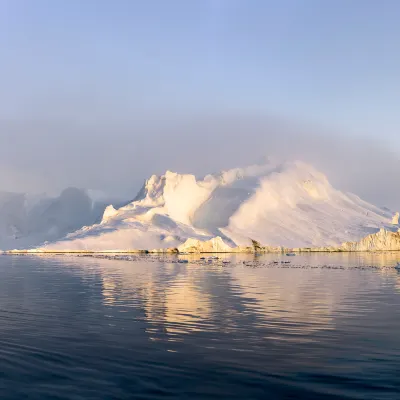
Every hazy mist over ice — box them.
[1,116,398,209]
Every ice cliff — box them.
[340,228,400,251]
[178,237,234,253]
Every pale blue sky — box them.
[2,0,400,134]
[0,0,399,205]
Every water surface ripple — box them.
[0,253,399,399]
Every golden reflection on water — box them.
[144,273,212,336]
[63,252,400,341]
[102,277,118,305]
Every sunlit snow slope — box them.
[41,161,396,251]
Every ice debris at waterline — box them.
[14,160,400,252]
[47,253,400,270]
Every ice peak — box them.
[101,205,118,223]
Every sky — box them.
[0,0,399,207]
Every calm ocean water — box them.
[0,253,399,399]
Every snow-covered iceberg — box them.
[36,160,397,252]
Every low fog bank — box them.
[0,115,398,209]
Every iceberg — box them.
[36,160,397,252]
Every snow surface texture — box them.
[40,161,396,252]
[0,188,122,250]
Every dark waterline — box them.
[0,254,399,399]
